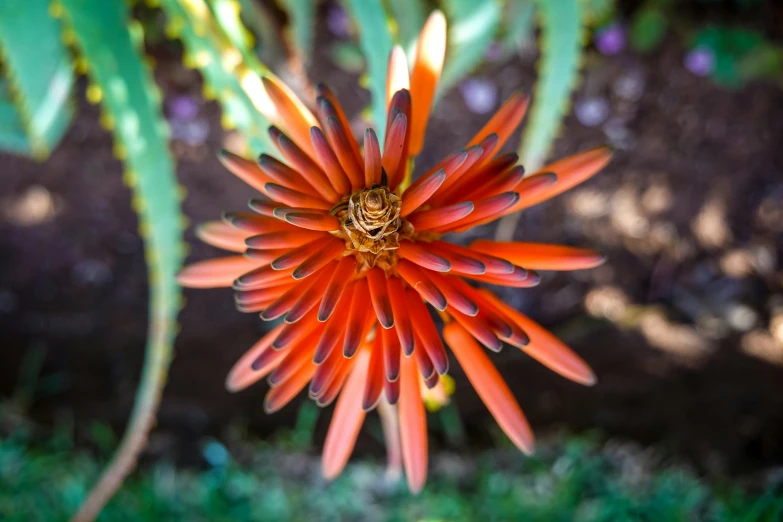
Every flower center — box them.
[332,185,413,268]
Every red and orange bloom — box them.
[178,11,611,492]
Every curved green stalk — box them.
[53,1,185,520]
[497,0,585,241]
[343,0,393,140]
[518,0,585,172]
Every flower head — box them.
[178,11,612,493]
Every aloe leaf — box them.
[279,0,317,65]
[0,81,33,156]
[519,0,585,172]
[0,0,74,158]
[343,0,394,141]
[439,0,502,93]
[385,0,427,57]
[54,0,184,519]
[501,0,536,55]
[207,0,256,54]
[160,0,275,155]
[234,0,286,65]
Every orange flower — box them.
[178,11,612,493]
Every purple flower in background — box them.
[460,78,498,114]
[327,5,351,37]
[595,23,626,56]
[684,47,715,77]
[167,95,200,121]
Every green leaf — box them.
[279,0,316,64]
[208,0,256,55]
[56,0,184,517]
[0,0,74,159]
[439,0,502,93]
[501,0,536,55]
[161,0,275,155]
[519,0,585,171]
[0,82,33,156]
[343,0,394,141]
[629,6,668,53]
[386,0,427,57]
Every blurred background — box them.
[1,0,782,520]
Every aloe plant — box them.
[0,0,592,519]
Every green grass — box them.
[1,418,781,522]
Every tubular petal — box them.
[382,112,408,187]
[362,333,386,411]
[222,212,292,234]
[399,349,428,493]
[435,241,514,274]
[427,242,486,275]
[387,276,415,355]
[311,345,346,396]
[310,126,352,195]
[433,192,519,232]
[406,150,467,197]
[263,361,318,413]
[271,235,339,270]
[450,308,503,352]
[397,241,451,272]
[271,129,339,202]
[322,350,370,480]
[386,45,410,108]
[505,146,613,214]
[367,267,394,328]
[384,378,400,405]
[234,265,296,290]
[177,256,260,289]
[314,283,354,363]
[434,150,516,205]
[235,281,297,307]
[258,153,313,194]
[460,266,540,288]
[445,322,535,454]
[273,309,321,349]
[292,238,346,279]
[286,261,338,323]
[261,277,316,321]
[425,272,479,316]
[316,84,362,166]
[406,289,449,375]
[382,325,401,382]
[225,324,286,392]
[406,201,474,230]
[247,199,287,217]
[218,150,271,194]
[432,145,484,198]
[413,342,435,380]
[400,169,446,217]
[261,77,319,160]
[343,280,372,357]
[196,221,250,252]
[245,229,324,249]
[269,328,323,385]
[466,92,529,153]
[468,166,526,202]
[480,290,596,386]
[282,211,341,232]
[322,109,364,190]
[319,256,358,321]
[264,183,332,211]
[316,357,353,407]
[511,171,558,207]
[470,241,606,271]
[396,260,447,311]
[364,128,383,187]
[409,10,446,156]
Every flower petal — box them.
[177,256,260,289]
[225,324,286,392]
[196,221,250,252]
[386,45,410,108]
[262,76,319,160]
[444,322,535,454]
[322,350,370,480]
[399,347,428,493]
[466,92,528,154]
[470,241,606,271]
[409,10,447,156]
